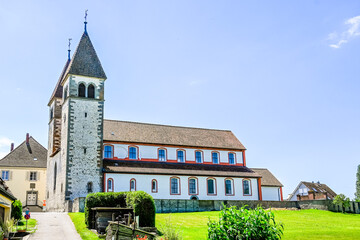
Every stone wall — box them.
[72,197,86,212]
[154,199,360,214]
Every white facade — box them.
[289,183,308,201]
[261,186,282,201]
[104,143,245,165]
[105,173,259,200]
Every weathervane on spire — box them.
[68,38,72,60]
[84,9,88,33]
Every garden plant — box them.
[333,194,350,213]
[207,205,284,240]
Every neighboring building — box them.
[0,134,47,210]
[251,168,283,201]
[45,21,283,211]
[287,181,337,201]
[0,178,16,221]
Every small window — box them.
[228,153,235,164]
[84,148,87,154]
[129,147,138,160]
[30,172,37,181]
[33,158,38,161]
[1,171,9,181]
[88,84,95,98]
[159,149,166,162]
[170,177,180,195]
[87,182,93,193]
[130,179,136,191]
[104,145,113,158]
[243,179,251,195]
[212,152,219,164]
[195,151,202,163]
[54,163,57,191]
[64,86,68,99]
[189,178,197,195]
[78,83,86,97]
[177,150,185,162]
[50,108,54,121]
[207,178,216,195]
[225,179,234,195]
[108,179,114,192]
[85,112,87,118]
[151,179,158,193]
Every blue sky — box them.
[0,0,359,199]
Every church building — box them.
[46,21,283,211]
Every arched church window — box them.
[53,163,57,191]
[88,84,95,98]
[87,182,93,193]
[78,83,86,97]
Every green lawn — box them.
[68,213,100,240]
[156,209,360,240]
[14,217,37,233]
[69,210,360,240]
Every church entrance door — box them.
[26,191,38,206]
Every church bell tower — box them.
[46,16,107,211]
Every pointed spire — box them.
[84,9,88,34]
[64,31,106,80]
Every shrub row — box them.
[84,191,155,228]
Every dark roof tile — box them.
[64,32,106,80]
[0,136,47,168]
[103,119,246,150]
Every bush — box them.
[84,191,155,228]
[126,191,156,227]
[333,194,350,213]
[158,216,183,240]
[208,205,284,240]
[11,200,22,221]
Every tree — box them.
[11,200,22,221]
[355,165,360,201]
[333,194,350,213]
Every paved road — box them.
[27,212,82,240]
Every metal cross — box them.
[68,38,72,51]
[84,9,88,22]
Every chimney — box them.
[26,133,32,154]
[10,143,14,151]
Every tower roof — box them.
[63,32,106,81]
[48,59,70,106]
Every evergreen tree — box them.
[356,165,360,201]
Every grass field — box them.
[69,210,360,240]
[156,209,360,240]
[69,212,99,240]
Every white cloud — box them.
[0,137,12,148]
[0,137,13,159]
[328,15,360,48]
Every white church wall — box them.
[261,186,281,201]
[106,143,244,165]
[105,173,259,200]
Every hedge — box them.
[84,191,155,228]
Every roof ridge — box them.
[0,139,26,161]
[0,136,47,161]
[104,119,232,132]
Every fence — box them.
[154,199,360,214]
[71,197,360,214]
